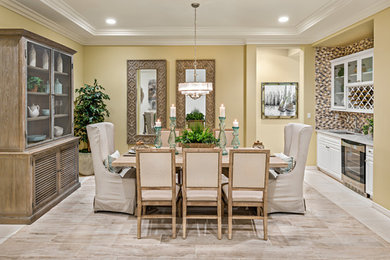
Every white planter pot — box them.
[79,152,94,176]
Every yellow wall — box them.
[302,45,317,166]
[83,45,245,153]
[0,5,84,92]
[373,8,390,210]
[255,48,304,154]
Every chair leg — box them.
[257,206,261,216]
[228,201,232,240]
[172,202,177,239]
[178,198,182,218]
[217,200,222,240]
[182,199,187,239]
[142,206,146,215]
[263,213,268,240]
[137,203,142,239]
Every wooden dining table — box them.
[112,148,288,168]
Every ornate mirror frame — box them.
[127,60,167,144]
[176,59,215,129]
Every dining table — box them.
[112,147,288,169]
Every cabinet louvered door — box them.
[60,144,78,190]
[33,151,58,209]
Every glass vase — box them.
[232,126,240,149]
[218,117,228,155]
[154,126,162,148]
[168,117,178,154]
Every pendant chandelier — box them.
[178,3,213,100]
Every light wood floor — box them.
[0,172,389,259]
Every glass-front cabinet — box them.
[26,41,73,147]
[330,48,373,113]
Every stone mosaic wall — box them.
[315,38,374,131]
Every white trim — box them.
[372,201,390,219]
[305,166,317,170]
[0,0,87,44]
[1,0,390,46]
[295,0,352,34]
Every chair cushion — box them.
[222,184,263,202]
[274,153,295,174]
[186,190,218,201]
[142,185,180,201]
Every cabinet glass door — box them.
[53,51,72,138]
[361,56,373,82]
[26,41,52,146]
[333,63,345,107]
[347,60,358,83]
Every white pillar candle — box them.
[233,119,239,127]
[155,119,161,127]
[219,104,225,117]
[170,104,176,117]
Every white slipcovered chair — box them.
[267,123,313,214]
[86,122,136,214]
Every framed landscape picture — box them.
[261,82,298,119]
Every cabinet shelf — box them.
[27,116,50,121]
[28,65,49,73]
[27,92,50,96]
[54,71,69,76]
[54,114,69,118]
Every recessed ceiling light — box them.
[105,18,116,25]
[278,16,289,23]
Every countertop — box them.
[316,129,374,146]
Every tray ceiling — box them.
[1,0,389,45]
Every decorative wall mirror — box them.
[176,59,215,128]
[127,60,167,144]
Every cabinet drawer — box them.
[318,133,341,149]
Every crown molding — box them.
[310,0,390,43]
[0,0,87,44]
[1,0,390,46]
[295,0,352,34]
[40,0,96,34]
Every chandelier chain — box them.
[193,4,197,81]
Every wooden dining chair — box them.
[182,148,222,240]
[136,148,179,239]
[161,129,181,147]
[214,129,234,148]
[222,149,270,240]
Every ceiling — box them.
[1,0,389,45]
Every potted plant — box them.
[74,79,110,175]
[186,109,205,129]
[362,118,374,138]
[176,124,218,148]
[27,76,42,92]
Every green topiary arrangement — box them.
[185,109,205,121]
[176,124,217,145]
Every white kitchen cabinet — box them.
[317,133,342,180]
[366,145,374,196]
[331,48,373,113]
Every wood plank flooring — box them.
[0,174,389,259]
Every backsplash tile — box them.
[315,38,374,132]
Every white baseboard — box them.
[372,200,390,219]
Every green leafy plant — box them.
[186,109,205,121]
[27,76,42,91]
[74,79,110,152]
[362,118,374,136]
[176,124,217,144]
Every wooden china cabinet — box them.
[0,29,80,224]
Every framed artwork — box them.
[261,82,298,119]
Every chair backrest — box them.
[161,129,181,147]
[136,148,175,187]
[183,148,221,188]
[214,129,234,148]
[283,123,313,173]
[86,122,115,170]
[229,149,270,190]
